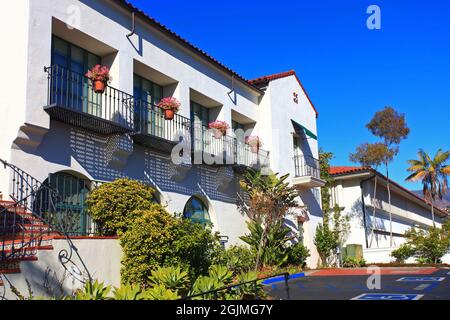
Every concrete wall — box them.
[2,238,122,300]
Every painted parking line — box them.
[396,277,445,282]
[351,293,424,301]
[414,284,431,290]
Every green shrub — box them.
[215,245,255,274]
[314,223,339,267]
[287,242,310,267]
[112,283,145,300]
[144,284,180,300]
[240,220,292,268]
[86,178,156,235]
[342,256,366,268]
[402,227,450,264]
[120,208,221,286]
[391,244,415,263]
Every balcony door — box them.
[51,36,101,116]
[190,102,210,152]
[133,75,163,137]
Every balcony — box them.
[132,100,191,153]
[44,65,134,135]
[292,155,325,188]
[191,124,270,170]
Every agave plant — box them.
[148,266,189,295]
[73,280,112,300]
[144,284,180,300]
[112,283,145,300]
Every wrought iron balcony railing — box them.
[132,100,191,152]
[44,65,134,135]
[191,124,270,169]
[294,155,320,179]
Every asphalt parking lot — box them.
[267,268,450,300]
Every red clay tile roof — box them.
[112,0,263,94]
[329,166,448,217]
[329,166,371,175]
[249,70,319,118]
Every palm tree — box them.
[405,149,450,226]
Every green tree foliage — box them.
[238,169,300,270]
[349,142,395,168]
[366,106,410,246]
[391,226,450,264]
[316,150,351,267]
[86,178,156,235]
[120,207,222,286]
[214,245,256,274]
[406,149,450,225]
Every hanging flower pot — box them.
[157,97,181,121]
[208,121,230,139]
[213,129,224,139]
[246,136,263,154]
[85,65,112,95]
[164,109,175,120]
[93,80,107,94]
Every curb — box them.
[262,272,305,285]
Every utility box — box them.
[343,244,363,260]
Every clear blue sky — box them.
[128,0,450,189]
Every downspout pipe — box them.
[360,172,376,249]
[126,11,136,39]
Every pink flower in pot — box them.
[157,97,181,120]
[85,65,112,94]
[208,121,230,139]
[245,136,263,153]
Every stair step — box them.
[1,245,54,254]
[0,268,21,274]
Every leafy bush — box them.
[240,220,292,268]
[314,223,339,267]
[112,283,145,300]
[391,244,415,263]
[215,245,255,274]
[86,178,156,235]
[144,284,180,300]
[120,208,221,286]
[235,271,265,300]
[342,257,366,268]
[287,242,310,267]
[405,227,450,264]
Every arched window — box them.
[183,196,210,225]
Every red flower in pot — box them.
[208,121,230,139]
[85,65,112,94]
[157,97,181,120]
[245,136,263,153]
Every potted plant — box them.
[245,136,263,153]
[208,121,230,139]
[156,97,181,120]
[85,65,112,94]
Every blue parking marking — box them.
[396,277,445,282]
[352,293,424,300]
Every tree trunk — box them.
[370,174,378,247]
[255,224,267,272]
[385,163,393,247]
[431,201,435,227]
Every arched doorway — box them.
[183,196,211,226]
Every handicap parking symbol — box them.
[396,277,445,282]
[352,293,423,300]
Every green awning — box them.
[291,120,317,140]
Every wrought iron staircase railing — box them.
[0,159,92,284]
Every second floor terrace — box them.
[43,64,270,170]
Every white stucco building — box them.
[0,0,324,296]
[329,166,449,263]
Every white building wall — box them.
[0,0,323,274]
[331,174,446,263]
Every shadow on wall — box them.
[30,123,239,204]
[297,188,322,219]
